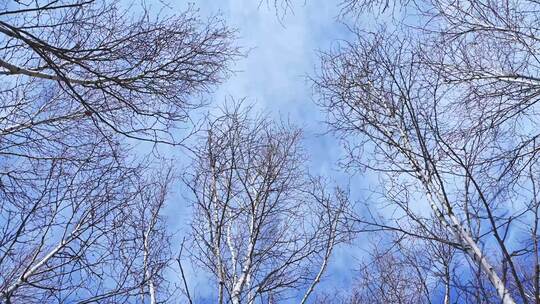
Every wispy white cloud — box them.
[161,0,373,297]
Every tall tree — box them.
[184,104,350,304]
[0,0,238,302]
[314,0,540,301]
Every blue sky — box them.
[193,0,348,175]
[154,0,373,300]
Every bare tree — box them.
[259,0,300,21]
[314,0,540,299]
[337,0,409,16]
[350,240,433,304]
[0,152,175,303]
[0,0,238,143]
[0,1,239,302]
[184,104,350,304]
[341,225,457,304]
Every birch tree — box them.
[0,0,238,144]
[342,227,457,304]
[0,154,175,303]
[185,104,350,304]
[314,0,540,298]
[0,0,238,302]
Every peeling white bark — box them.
[371,87,517,304]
